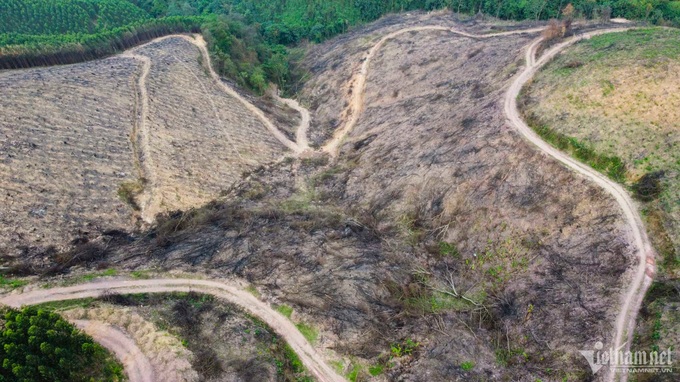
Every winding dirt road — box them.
[73,320,155,382]
[273,90,312,149]
[507,28,655,382]
[320,25,544,155]
[327,24,655,382]
[0,24,656,382]
[0,278,345,382]
[123,35,310,221]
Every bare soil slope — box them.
[0,36,298,258]
[0,57,139,254]
[131,37,286,217]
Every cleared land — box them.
[0,11,663,382]
[0,15,643,381]
[0,56,139,254]
[299,13,639,380]
[130,36,286,219]
[0,35,297,256]
[522,28,680,261]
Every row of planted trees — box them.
[0,0,151,35]
[0,17,202,69]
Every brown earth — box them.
[0,35,299,258]
[0,11,654,382]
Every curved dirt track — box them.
[328,24,655,382]
[273,91,312,149]
[123,34,310,221]
[72,320,155,382]
[320,25,544,155]
[0,278,345,382]
[507,28,655,382]
[189,35,306,153]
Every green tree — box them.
[0,307,124,382]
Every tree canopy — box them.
[0,307,125,382]
[1,0,679,94]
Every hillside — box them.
[522,27,680,381]
[0,34,296,255]
[0,12,653,381]
[3,0,680,379]
[522,28,680,263]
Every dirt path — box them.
[507,28,655,382]
[129,34,304,153]
[188,35,305,153]
[122,53,159,223]
[72,320,155,382]
[0,278,345,382]
[327,24,654,382]
[121,35,310,221]
[320,25,544,156]
[272,90,311,149]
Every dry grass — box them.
[0,56,139,255]
[522,28,680,257]
[63,305,198,382]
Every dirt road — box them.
[328,24,655,382]
[0,278,345,382]
[73,320,155,382]
[506,28,655,382]
[273,91,311,149]
[122,53,159,223]
[189,35,306,153]
[319,25,544,156]
[122,35,310,221]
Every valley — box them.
[0,8,677,382]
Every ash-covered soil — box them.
[1,11,640,382]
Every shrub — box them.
[542,19,565,42]
[461,361,475,371]
[117,179,145,210]
[632,171,665,202]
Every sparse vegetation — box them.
[118,179,146,210]
[522,110,627,182]
[295,322,319,344]
[390,338,420,358]
[277,304,294,319]
[0,275,28,289]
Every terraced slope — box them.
[0,56,138,252]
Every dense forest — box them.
[1,0,679,93]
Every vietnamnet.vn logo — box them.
[580,341,675,375]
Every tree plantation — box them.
[2,0,680,93]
